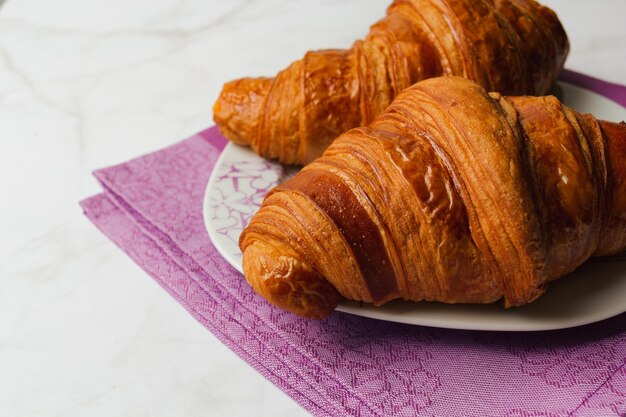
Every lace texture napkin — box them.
[81,71,626,417]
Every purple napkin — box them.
[81,72,626,417]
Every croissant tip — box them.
[241,241,341,319]
[213,77,273,147]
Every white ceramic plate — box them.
[204,81,626,331]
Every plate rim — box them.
[203,148,245,275]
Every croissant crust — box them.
[240,76,626,319]
[214,0,569,164]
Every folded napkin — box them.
[81,71,626,417]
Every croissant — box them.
[239,76,626,319]
[214,0,569,165]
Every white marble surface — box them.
[1,1,625,416]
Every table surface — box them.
[1,1,625,416]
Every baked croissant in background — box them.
[239,76,626,319]
[214,0,569,165]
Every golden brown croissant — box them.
[239,76,626,319]
[214,0,569,165]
